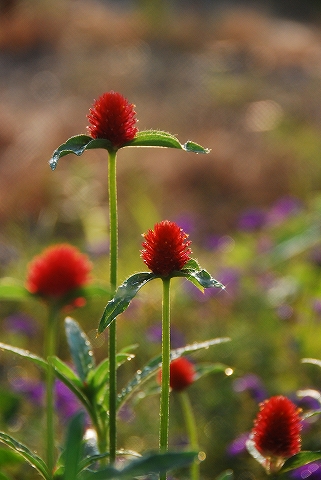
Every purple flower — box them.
[267,196,303,226]
[55,379,83,419]
[291,462,321,480]
[238,208,266,231]
[4,313,39,338]
[10,377,84,421]
[233,374,267,403]
[10,378,44,406]
[227,432,250,456]
[146,323,185,348]
[203,234,235,252]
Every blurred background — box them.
[2,0,321,478]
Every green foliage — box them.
[0,433,49,480]
[49,131,209,171]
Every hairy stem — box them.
[159,277,171,480]
[108,149,118,463]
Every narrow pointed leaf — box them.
[0,343,47,369]
[50,357,93,413]
[49,135,113,170]
[80,451,197,479]
[194,362,231,381]
[63,412,85,480]
[280,451,321,473]
[0,432,49,479]
[49,356,83,389]
[65,317,95,381]
[117,337,230,408]
[98,272,156,334]
[185,268,225,290]
[183,140,210,154]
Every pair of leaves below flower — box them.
[98,260,225,334]
[49,131,210,170]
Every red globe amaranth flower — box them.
[87,91,138,149]
[158,357,196,392]
[26,244,92,305]
[141,220,192,276]
[251,396,302,472]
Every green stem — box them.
[108,149,118,463]
[159,277,171,480]
[45,304,59,479]
[179,391,200,480]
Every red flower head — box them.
[158,357,196,392]
[251,395,302,473]
[26,244,92,306]
[87,91,138,149]
[141,220,192,277]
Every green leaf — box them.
[50,356,83,390]
[280,451,321,473]
[80,451,197,479]
[65,317,95,382]
[0,278,31,301]
[49,131,210,170]
[0,343,47,370]
[98,272,156,334]
[127,131,210,154]
[49,135,113,170]
[0,432,49,480]
[180,267,225,290]
[117,337,230,408]
[183,140,211,154]
[49,357,93,413]
[194,362,231,381]
[62,412,85,480]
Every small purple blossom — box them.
[10,378,44,406]
[55,379,83,419]
[4,313,39,338]
[227,432,250,456]
[10,377,84,421]
[146,323,185,348]
[233,374,267,402]
[291,462,321,480]
[237,208,266,231]
[267,196,303,226]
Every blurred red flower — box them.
[26,244,92,305]
[141,220,192,276]
[158,357,196,392]
[87,91,138,149]
[251,395,302,470]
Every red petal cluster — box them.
[252,395,302,460]
[26,244,92,303]
[158,357,196,392]
[87,91,138,148]
[141,220,192,276]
